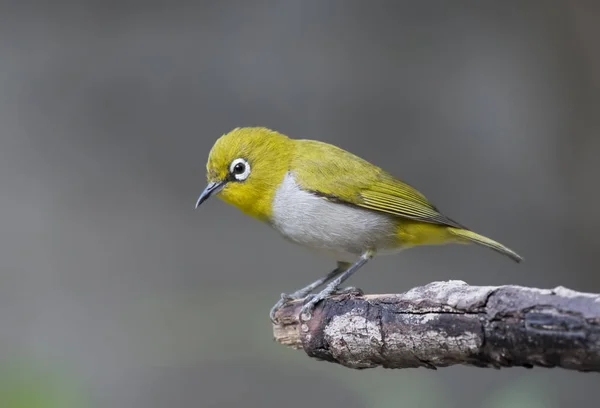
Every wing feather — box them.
[293,140,466,229]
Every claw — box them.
[269,294,289,323]
[299,294,319,321]
[270,292,305,324]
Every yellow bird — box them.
[195,127,521,322]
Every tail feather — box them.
[448,228,522,263]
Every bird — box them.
[194,127,522,322]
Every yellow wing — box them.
[292,140,466,229]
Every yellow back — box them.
[292,139,464,228]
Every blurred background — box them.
[1,1,599,407]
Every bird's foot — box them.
[270,292,303,324]
[299,287,364,321]
[299,293,320,321]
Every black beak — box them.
[195,180,226,209]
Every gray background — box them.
[1,1,599,407]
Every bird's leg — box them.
[269,262,349,323]
[300,250,375,321]
[284,262,351,299]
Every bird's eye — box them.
[229,158,251,181]
[233,162,245,174]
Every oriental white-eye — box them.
[195,127,521,322]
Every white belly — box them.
[270,172,398,262]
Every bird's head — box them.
[195,127,293,220]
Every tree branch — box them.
[272,280,600,372]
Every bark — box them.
[272,280,600,372]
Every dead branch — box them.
[272,280,600,371]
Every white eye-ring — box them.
[229,158,251,181]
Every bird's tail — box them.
[447,228,522,263]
